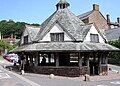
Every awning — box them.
[11,42,120,52]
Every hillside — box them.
[0,20,40,39]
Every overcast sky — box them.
[0,0,119,24]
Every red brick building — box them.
[78,4,120,30]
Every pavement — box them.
[0,56,120,86]
[0,57,41,86]
[23,70,120,82]
[1,57,120,82]
[22,65,120,86]
[18,63,120,82]
[8,63,120,82]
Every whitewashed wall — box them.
[84,25,105,43]
[20,29,31,45]
[41,23,72,41]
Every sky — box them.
[0,0,119,24]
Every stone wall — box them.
[29,66,88,77]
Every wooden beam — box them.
[55,53,59,67]
[98,54,101,74]
[34,52,39,67]
[78,53,82,67]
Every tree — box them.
[0,40,9,49]
[108,40,120,64]
[0,40,18,55]
[0,20,40,39]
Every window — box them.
[39,53,55,66]
[50,33,64,42]
[70,53,78,63]
[24,35,28,44]
[90,34,99,43]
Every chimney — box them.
[106,14,111,29]
[93,4,99,11]
[117,17,120,27]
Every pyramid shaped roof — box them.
[35,8,86,42]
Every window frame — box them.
[24,35,28,44]
[90,34,99,43]
[50,33,64,42]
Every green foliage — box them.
[0,20,40,39]
[0,19,40,55]
[108,40,120,48]
[108,40,120,64]
[0,40,17,52]
[0,40,9,49]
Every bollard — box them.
[84,74,90,81]
[49,74,55,79]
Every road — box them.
[24,73,120,86]
[0,57,120,86]
[23,64,120,86]
[0,58,40,86]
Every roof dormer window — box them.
[50,33,64,42]
[24,35,28,44]
[90,34,99,43]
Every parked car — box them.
[3,53,19,63]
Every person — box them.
[21,53,25,68]
[41,57,46,65]
[20,52,26,74]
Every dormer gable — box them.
[41,23,72,42]
[83,24,106,43]
[20,25,40,45]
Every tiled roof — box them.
[34,8,85,42]
[105,28,120,41]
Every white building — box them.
[13,0,120,77]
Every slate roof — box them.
[77,11,93,20]
[25,25,40,42]
[34,8,85,42]
[105,28,120,41]
[12,42,120,52]
[110,22,118,26]
[13,1,119,53]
